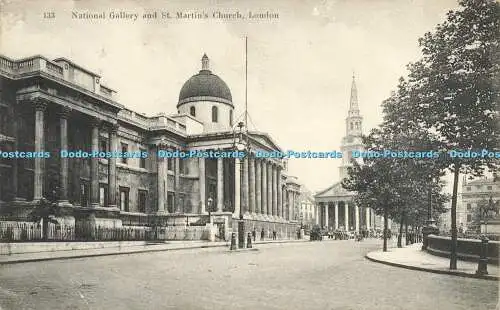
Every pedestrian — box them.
[261,228,265,241]
[273,230,277,240]
[252,228,256,242]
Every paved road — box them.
[0,239,497,310]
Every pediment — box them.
[315,182,354,198]
[249,131,282,152]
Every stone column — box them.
[277,167,282,218]
[248,155,255,214]
[107,124,118,208]
[272,164,278,217]
[217,157,223,212]
[334,202,339,230]
[89,118,100,207]
[255,158,261,214]
[241,156,249,214]
[234,157,241,217]
[366,207,371,230]
[344,202,349,231]
[199,157,206,214]
[355,204,360,232]
[58,106,71,203]
[315,204,319,225]
[262,160,267,216]
[372,209,375,229]
[157,145,166,213]
[34,99,47,201]
[267,162,272,216]
[11,104,19,200]
[324,203,329,228]
[175,153,181,212]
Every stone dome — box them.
[177,54,233,107]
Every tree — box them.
[28,198,60,240]
[346,79,449,250]
[342,127,416,252]
[406,0,500,269]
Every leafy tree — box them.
[346,78,449,250]
[28,197,61,240]
[405,0,500,269]
[342,130,409,252]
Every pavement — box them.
[0,238,307,264]
[366,242,500,281]
[0,239,497,310]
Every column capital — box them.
[58,105,72,119]
[108,123,120,134]
[34,98,48,111]
[89,117,102,128]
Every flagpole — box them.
[245,36,248,134]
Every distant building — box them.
[438,176,500,233]
[298,187,315,226]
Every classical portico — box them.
[315,185,375,232]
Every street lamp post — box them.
[422,177,439,250]
[207,197,213,224]
[234,121,248,249]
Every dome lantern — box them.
[201,54,209,71]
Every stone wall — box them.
[427,235,499,265]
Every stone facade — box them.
[0,54,302,238]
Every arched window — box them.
[212,106,218,122]
[229,110,233,126]
[190,106,196,117]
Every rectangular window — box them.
[179,159,187,174]
[80,181,90,207]
[100,139,108,153]
[138,190,147,213]
[466,203,471,211]
[121,143,128,164]
[487,186,492,190]
[467,214,472,222]
[167,158,173,171]
[99,184,108,207]
[119,187,129,211]
[0,107,6,134]
[139,148,147,168]
[466,187,471,191]
[167,192,175,213]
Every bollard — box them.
[230,232,237,251]
[476,236,489,275]
[247,232,252,248]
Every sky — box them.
[0,0,462,193]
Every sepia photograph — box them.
[0,0,498,309]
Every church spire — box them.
[201,53,210,71]
[349,73,359,111]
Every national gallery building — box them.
[0,53,302,239]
